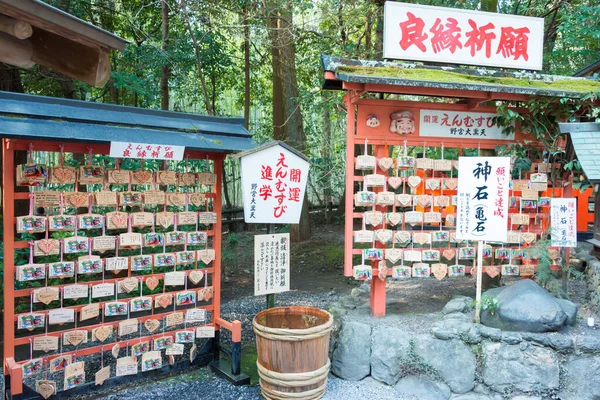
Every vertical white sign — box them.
[456,157,510,242]
[254,233,290,296]
[551,198,577,247]
[241,144,310,224]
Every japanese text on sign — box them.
[550,198,577,248]
[456,157,510,242]
[383,2,544,70]
[254,233,290,296]
[419,110,514,140]
[110,142,185,161]
[241,144,310,224]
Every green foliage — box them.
[399,340,441,379]
[475,295,500,316]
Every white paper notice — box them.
[48,308,75,325]
[254,233,290,296]
[456,157,510,242]
[550,198,577,247]
[63,284,89,300]
[92,283,115,299]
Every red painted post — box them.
[3,139,16,382]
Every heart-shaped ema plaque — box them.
[119,278,138,293]
[442,249,456,261]
[364,211,383,227]
[378,260,389,282]
[388,177,403,189]
[107,212,128,230]
[133,170,153,184]
[386,213,402,226]
[67,331,86,346]
[434,196,450,208]
[145,277,159,291]
[407,176,422,189]
[157,294,172,309]
[395,194,412,207]
[375,229,393,245]
[486,266,501,278]
[377,158,394,172]
[37,239,58,255]
[36,289,57,305]
[385,248,403,264]
[415,195,432,208]
[180,173,197,186]
[189,270,204,285]
[95,326,112,342]
[37,382,55,399]
[144,319,160,333]
[394,231,411,245]
[157,171,177,185]
[167,193,186,206]
[413,232,431,245]
[189,193,206,207]
[426,179,440,190]
[198,249,216,265]
[199,287,214,302]
[442,178,458,191]
[51,166,76,184]
[66,193,88,208]
[156,212,174,229]
[521,232,537,244]
[108,169,130,184]
[431,263,448,280]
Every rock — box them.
[450,394,501,400]
[511,397,542,400]
[569,258,585,273]
[558,355,600,400]
[432,328,457,340]
[482,342,559,393]
[501,332,522,344]
[443,296,473,315]
[556,299,578,325]
[370,327,410,385]
[331,321,371,380]
[547,334,573,351]
[462,326,482,344]
[395,376,451,400]
[478,325,501,341]
[574,335,600,352]
[480,280,568,332]
[413,337,476,393]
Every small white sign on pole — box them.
[110,141,185,161]
[254,233,290,296]
[419,110,515,141]
[456,157,510,242]
[383,2,544,70]
[240,143,310,224]
[550,198,577,247]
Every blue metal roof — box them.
[0,91,254,153]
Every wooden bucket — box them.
[253,306,333,400]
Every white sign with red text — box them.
[420,110,514,140]
[110,142,185,161]
[456,157,510,242]
[384,2,544,70]
[241,144,309,224]
[550,198,577,247]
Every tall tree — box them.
[268,0,311,241]
[161,0,170,110]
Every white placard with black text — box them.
[254,233,290,296]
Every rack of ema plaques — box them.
[2,139,236,399]
[344,100,572,317]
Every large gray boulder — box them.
[482,342,559,393]
[442,296,473,314]
[395,376,451,400]
[558,355,600,400]
[413,336,476,393]
[480,280,576,332]
[556,299,578,325]
[331,321,371,380]
[370,327,410,385]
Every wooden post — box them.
[0,31,34,69]
[475,240,484,323]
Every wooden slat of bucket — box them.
[253,306,333,400]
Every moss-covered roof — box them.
[322,55,600,99]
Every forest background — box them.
[1,0,599,241]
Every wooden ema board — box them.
[343,98,572,317]
[2,139,226,397]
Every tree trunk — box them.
[243,5,251,130]
[0,62,24,92]
[373,0,384,58]
[480,0,498,12]
[160,0,170,110]
[180,0,214,115]
[268,0,311,241]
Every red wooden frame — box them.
[2,138,241,396]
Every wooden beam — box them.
[0,31,34,68]
[29,26,110,88]
[0,14,32,39]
